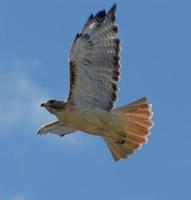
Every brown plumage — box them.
[38,4,154,161]
[68,3,120,110]
[104,97,153,161]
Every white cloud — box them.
[0,59,52,130]
[0,58,82,145]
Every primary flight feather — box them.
[38,4,154,161]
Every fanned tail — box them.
[104,97,154,161]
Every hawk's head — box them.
[41,100,65,115]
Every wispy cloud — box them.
[0,59,52,130]
[0,58,82,145]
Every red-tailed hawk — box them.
[38,4,154,161]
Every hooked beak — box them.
[41,103,45,107]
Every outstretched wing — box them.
[67,4,120,110]
[38,120,76,137]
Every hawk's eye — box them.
[48,100,55,104]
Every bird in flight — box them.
[38,4,154,161]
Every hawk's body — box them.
[38,4,154,161]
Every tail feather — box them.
[104,138,134,161]
[104,97,154,161]
[125,133,147,144]
[124,121,149,135]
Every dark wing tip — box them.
[89,14,94,20]
[108,3,117,22]
[73,33,82,43]
[107,3,117,22]
[95,9,106,23]
[82,4,117,32]
[94,4,117,23]
[109,3,117,13]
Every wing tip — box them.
[94,3,118,24]
[95,9,106,23]
[108,3,117,21]
[37,127,45,135]
[110,3,117,12]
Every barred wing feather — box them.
[68,4,120,110]
[38,120,76,137]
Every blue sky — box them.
[0,0,190,199]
